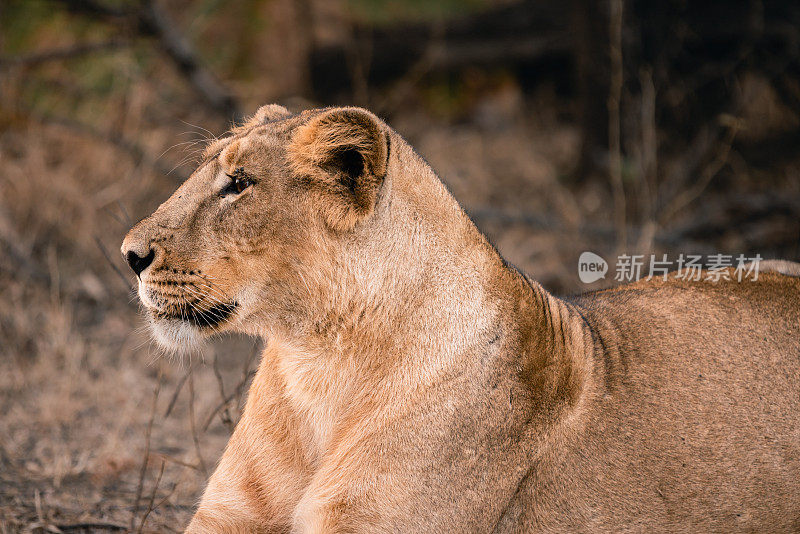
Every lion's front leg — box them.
[186,435,310,533]
[291,496,358,534]
[289,448,396,534]
[185,463,276,533]
[185,366,311,533]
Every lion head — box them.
[121,105,432,353]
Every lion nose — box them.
[125,248,155,277]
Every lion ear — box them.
[252,104,292,123]
[289,107,389,232]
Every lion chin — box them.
[148,315,206,356]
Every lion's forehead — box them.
[200,110,326,162]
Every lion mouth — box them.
[155,301,238,329]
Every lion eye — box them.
[221,167,254,196]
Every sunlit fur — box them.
[122,105,800,533]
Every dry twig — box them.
[151,452,199,472]
[94,235,131,291]
[130,371,163,532]
[0,40,128,68]
[56,522,127,531]
[658,118,741,225]
[202,369,257,433]
[237,342,261,414]
[136,459,166,534]
[188,371,209,477]
[164,364,194,419]
[607,0,626,251]
[212,353,235,434]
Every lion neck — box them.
[248,134,589,457]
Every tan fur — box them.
[122,105,800,533]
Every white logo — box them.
[578,251,608,284]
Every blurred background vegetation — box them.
[1,0,798,531]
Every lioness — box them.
[122,105,800,533]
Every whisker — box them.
[179,287,233,325]
[190,280,234,305]
[178,119,219,143]
[191,284,234,304]
[184,285,228,309]
[194,276,235,301]
[156,140,204,162]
